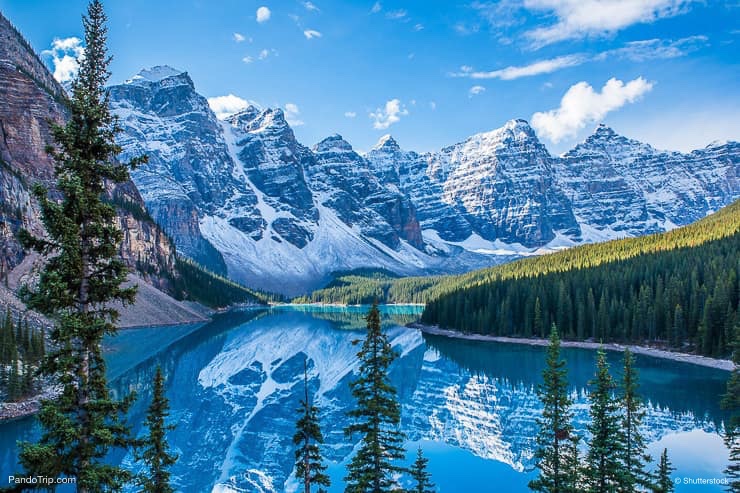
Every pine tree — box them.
[584,349,624,493]
[408,447,435,493]
[530,324,579,493]
[721,327,740,493]
[619,349,652,492]
[17,1,144,490]
[135,366,177,493]
[294,359,330,493]
[562,435,582,493]
[651,449,674,493]
[344,303,406,493]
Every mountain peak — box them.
[227,105,261,125]
[593,123,617,138]
[373,134,400,151]
[129,65,185,83]
[504,118,532,130]
[313,134,354,153]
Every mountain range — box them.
[108,66,739,295]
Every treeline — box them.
[0,309,44,401]
[294,268,441,305]
[303,199,740,308]
[422,232,739,357]
[169,257,281,307]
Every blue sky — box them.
[1,0,738,154]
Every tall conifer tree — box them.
[18,1,144,490]
[136,366,177,493]
[584,349,624,493]
[619,349,652,492]
[294,359,331,493]
[344,303,406,493]
[530,325,580,493]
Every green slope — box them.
[301,200,740,305]
[421,200,740,357]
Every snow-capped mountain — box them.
[110,66,740,294]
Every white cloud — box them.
[304,29,322,39]
[259,49,271,60]
[454,54,584,80]
[371,2,382,13]
[242,56,254,64]
[523,0,694,48]
[386,9,407,20]
[413,23,424,31]
[284,103,304,126]
[453,23,480,35]
[208,94,250,119]
[256,6,272,23]
[596,35,708,62]
[531,77,654,143]
[429,101,437,110]
[303,1,320,11]
[344,111,357,118]
[370,99,408,130]
[42,36,85,83]
[233,32,246,42]
[451,36,707,81]
[469,85,486,97]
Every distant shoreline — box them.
[409,323,735,372]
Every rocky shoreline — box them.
[0,384,61,422]
[410,323,736,372]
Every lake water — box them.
[0,305,732,492]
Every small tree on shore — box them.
[408,447,435,493]
[583,349,624,493]
[651,449,675,493]
[619,349,652,492]
[344,303,406,493]
[530,324,580,493]
[294,359,331,493]
[136,366,177,493]
[721,328,740,492]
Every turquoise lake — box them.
[0,305,732,492]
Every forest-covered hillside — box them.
[303,201,740,357]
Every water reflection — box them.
[0,305,731,493]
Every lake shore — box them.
[409,323,736,372]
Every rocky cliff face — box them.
[428,119,580,247]
[554,124,740,237]
[310,134,423,250]
[109,65,740,294]
[111,70,445,295]
[0,14,178,291]
[109,66,229,274]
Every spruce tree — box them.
[136,366,177,493]
[651,449,674,493]
[721,327,740,492]
[584,349,624,493]
[294,359,330,493]
[17,1,144,490]
[408,447,435,493]
[530,325,579,493]
[619,349,652,492]
[562,435,582,493]
[344,303,406,493]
